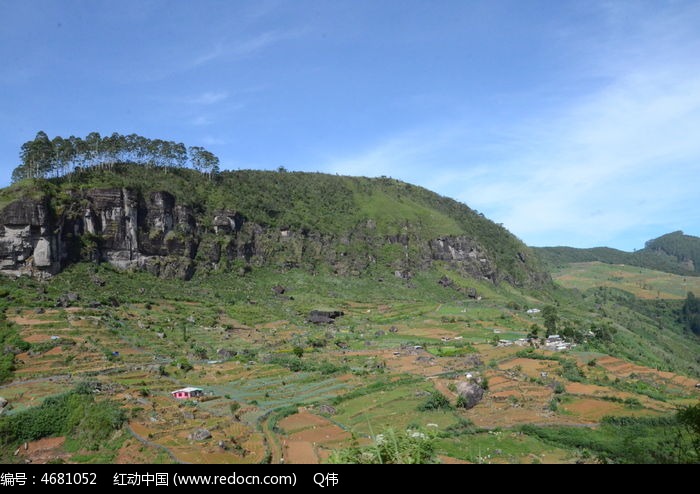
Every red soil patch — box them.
[22,334,54,343]
[490,389,522,399]
[566,382,616,396]
[284,441,318,464]
[11,317,56,326]
[279,412,329,433]
[562,398,625,422]
[380,350,450,376]
[257,320,289,329]
[433,379,457,400]
[18,436,68,464]
[487,375,511,388]
[288,425,351,444]
[500,358,559,378]
[467,404,556,428]
[597,356,699,392]
[439,455,471,464]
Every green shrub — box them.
[328,428,437,464]
[0,385,125,450]
[418,391,452,411]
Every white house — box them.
[171,387,204,399]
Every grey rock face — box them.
[455,381,484,410]
[190,428,212,441]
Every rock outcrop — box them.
[456,381,484,410]
[0,178,549,285]
[0,196,60,278]
[0,188,199,279]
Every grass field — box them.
[1,262,699,464]
[552,262,700,299]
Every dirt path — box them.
[260,415,283,464]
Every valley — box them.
[1,263,698,464]
[1,166,699,464]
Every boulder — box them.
[0,397,8,408]
[463,354,483,368]
[456,381,484,410]
[56,292,80,307]
[216,348,236,359]
[308,310,344,324]
[190,428,212,441]
[438,275,453,287]
[317,404,336,415]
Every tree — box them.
[189,146,220,179]
[11,131,222,182]
[591,322,616,342]
[542,305,558,336]
[84,132,102,168]
[527,323,540,339]
[17,131,54,180]
[677,402,700,462]
[682,292,700,335]
[52,136,76,177]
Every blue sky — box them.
[1,0,699,250]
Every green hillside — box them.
[535,231,700,276]
[5,163,547,286]
[552,262,700,299]
[1,162,699,465]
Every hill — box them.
[551,261,700,299]
[534,231,700,276]
[1,162,699,465]
[0,163,548,287]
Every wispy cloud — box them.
[318,5,700,250]
[201,135,226,146]
[188,91,229,105]
[192,115,213,126]
[189,29,304,69]
[120,27,304,84]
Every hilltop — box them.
[0,163,548,287]
[534,231,700,276]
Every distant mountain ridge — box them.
[535,231,700,276]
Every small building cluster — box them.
[171,387,204,399]
[543,335,573,352]
[496,334,573,352]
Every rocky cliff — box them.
[0,169,549,285]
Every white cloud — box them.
[318,10,700,250]
[188,91,229,105]
[190,29,304,68]
[201,135,226,146]
[192,115,213,126]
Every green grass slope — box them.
[534,231,700,276]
